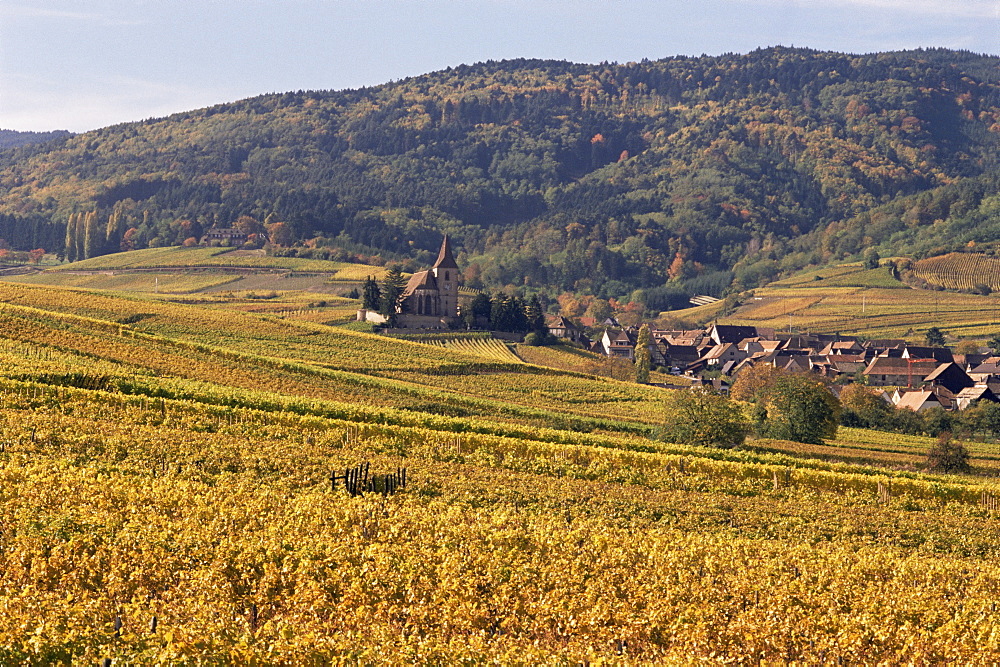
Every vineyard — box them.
[422,335,523,364]
[718,284,1000,339]
[49,246,386,276]
[3,280,1000,660]
[912,252,1000,292]
[9,271,242,294]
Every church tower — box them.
[430,235,459,318]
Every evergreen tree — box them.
[379,266,407,326]
[925,327,946,347]
[490,295,511,331]
[988,332,1000,355]
[525,295,546,334]
[862,248,880,270]
[466,292,492,329]
[509,296,529,333]
[362,276,381,310]
[634,323,651,384]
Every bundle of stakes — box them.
[331,461,407,497]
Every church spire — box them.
[432,235,459,270]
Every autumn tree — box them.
[730,364,783,402]
[839,383,893,429]
[83,210,101,259]
[758,374,841,444]
[659,387,749,448]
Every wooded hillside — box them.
[2,47,1000,309]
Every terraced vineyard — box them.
[423,335,523,364]
[2,278,1000,661]
[692,262,1000,340]
[912,252,1000,292]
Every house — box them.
[818,340,864,355]
[603,330,637,359]
[821,354,867,377]
[662,343,702,370]
[778,334,821,353]
[738,338,765,355]
[902,345,954,363]
[922,362,974,395]
[862,357,941,387]
[709,324,760,345]
[894,389,944,412]
[954,385,999,410]
[546,316,581,342]
[702,342,746,367]
[955,353,992,371]
[865,339,907,350]
[969,359,1000,381]
[780,356,811,373]
[202,227,248,245]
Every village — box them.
[556,318,998,413]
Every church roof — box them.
[403,270,437,297]
[432,235,459,270]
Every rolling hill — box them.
[1,48,1000,311]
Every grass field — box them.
[4,273,1000,660]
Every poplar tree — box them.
[64,213,79,262]
[83,210,100,259]
[635,323,651,384]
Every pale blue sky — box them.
[2,0,998,132]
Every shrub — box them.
[926,431,971,473]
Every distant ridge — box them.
[0,129,72,150]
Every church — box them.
[396,236,461,328]
[358,236,462,329]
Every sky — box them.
[2,0,999,133]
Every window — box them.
[444,271,449,281]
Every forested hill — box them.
[2,47,1000,309]
[0,129,72,150]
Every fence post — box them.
[878,480,891,504]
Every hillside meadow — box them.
[0,280,999,661]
